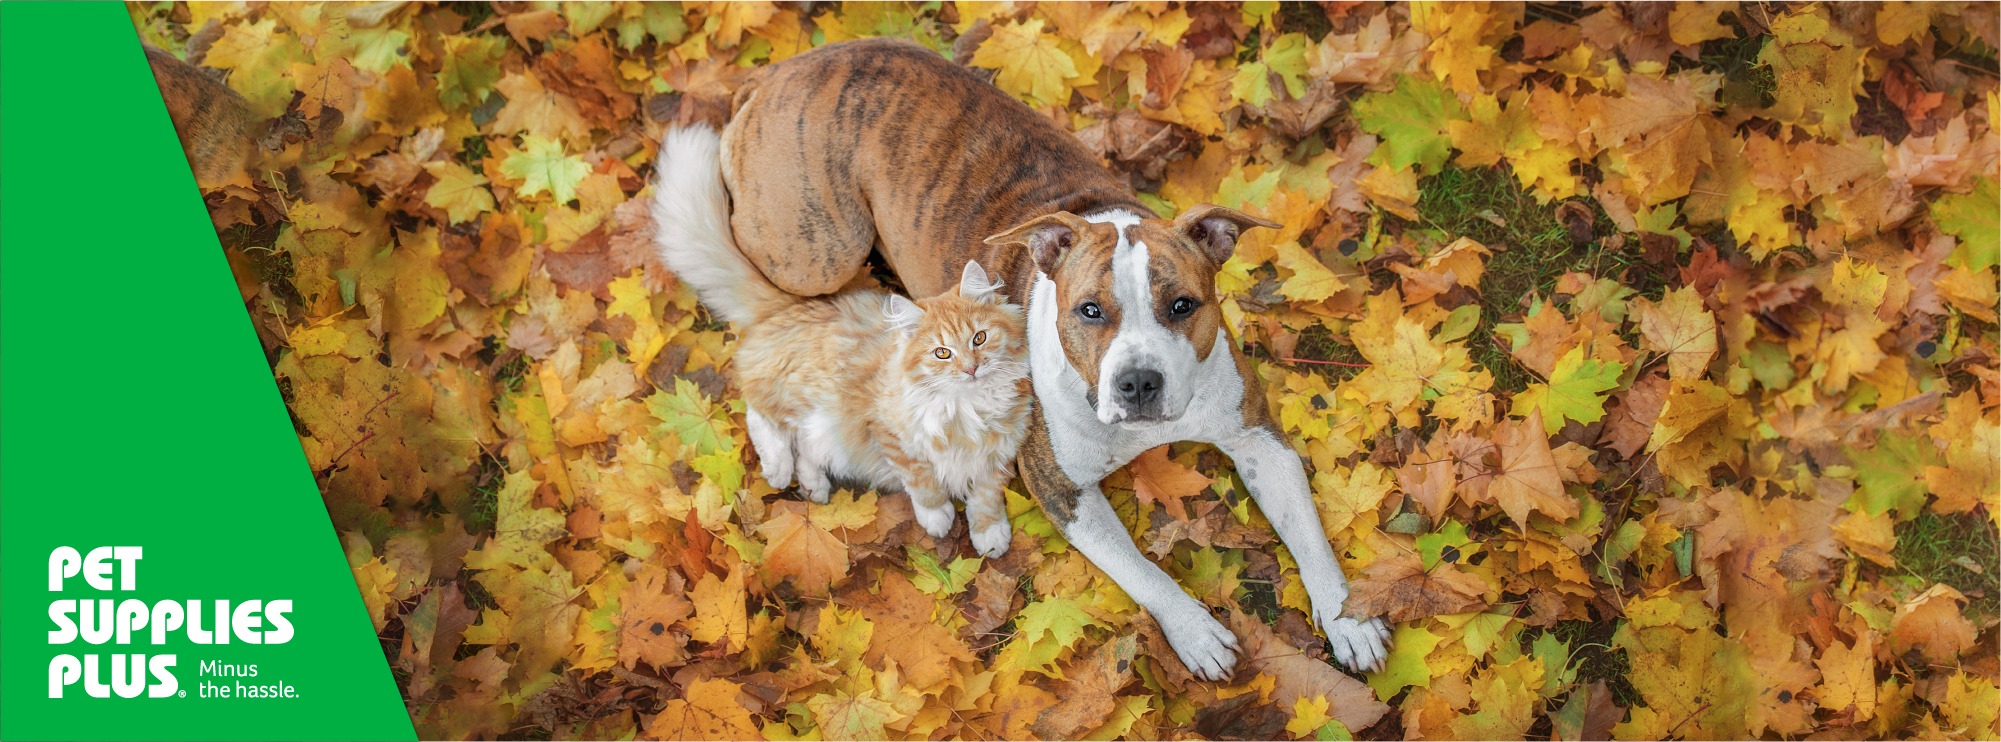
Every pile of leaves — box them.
[132,1,2001,739]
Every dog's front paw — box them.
[1319,613,1391,673]
[1162,610,1241,682]
[969,520,1011,558]
[913,502,955,539]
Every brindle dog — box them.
[657,38,1390,678]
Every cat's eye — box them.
[1078,302,1103,320]
[1170,297,1197,316]
[934,347,952,360]
[973,330,987,346]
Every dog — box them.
[654,38,1390,678]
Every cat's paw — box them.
[1318,612,1391,674]
[913,502,955,538]
[799,473,832,505]
[970,520,1011,558]
[759,453,794,489]
[1161,609,1240,682]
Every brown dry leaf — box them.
[1128,445,1213,521]
[1887,585,1977,667]
[1470,416,1575,529]
[1601,371,1669,458]
[619,565,694,671]
[1227,610,1391,732]
[1343,549,1487,622]
[758,508,851,598]
[1032,634,1139,738]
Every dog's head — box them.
[985,205,1278,426]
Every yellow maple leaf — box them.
[969,18,1080,107]
[687,565,749,652]
[649,678,762,739]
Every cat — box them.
[651,127,1030,557]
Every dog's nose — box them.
[1115,369,1163,407]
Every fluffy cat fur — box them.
[652,126,1031,557]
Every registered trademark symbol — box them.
[179,690,187,698]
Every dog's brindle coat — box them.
[716,38,1390,677]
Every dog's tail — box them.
[144,45,264,187]
[651,126,793,326]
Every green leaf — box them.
[648,377,733,456]
[1436,304,1482,343]
[349,27,412,74]
[1598,519,1646,588]
[1171,547,1245,604]
[1460,610,1519,659]
[1230,60,1275,108]
[1214,166,1282,212]
[1934,177,1999,271]
[1415,519,1474,571]
[906,546,980,597]
[1529,632,1576,697]
[1845,432,1936,520]
[615,3,690,51]
[1353,75,1467,175]
[422,161,495,224]
[690,448,744,497]
[1233,33,1312,107]
[1367,624,1443,701]
[1672,530,1696,578]
[1515,347,1624,434]
[1316,720,1354,741]
[500,135,589,204]
[1015,596,1095,648]
[438,33,506,110]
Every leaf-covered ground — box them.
[133,2,2001,739]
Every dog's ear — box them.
[958,260,1004,302]
[985,211,1091,271]
[1174,204,1280,264]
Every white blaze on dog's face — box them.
[986,205,1279,426]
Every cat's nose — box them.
[964,365,979,377]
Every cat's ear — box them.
[984,211,1091,271]
[1174,204,1281,264]
[883,294,925,336]
[958,260,1004,302]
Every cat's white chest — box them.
[902,382,1025,496]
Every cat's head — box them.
[883,261,1027,390]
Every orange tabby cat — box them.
[652,128,1030,557]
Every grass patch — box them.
[1891,510,2001,620]
[1286,323,1372,384]
[1410,165,1668,395]
[1536,619,1641,710]
[1238,573,1284,625]
[1695,20,1776,109]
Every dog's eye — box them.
[1170,297,1197,316]
[1078,302,1103,320]
[934,347,952,360]
[972,330,987,346]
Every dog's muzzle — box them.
[1104,367,1166,423]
